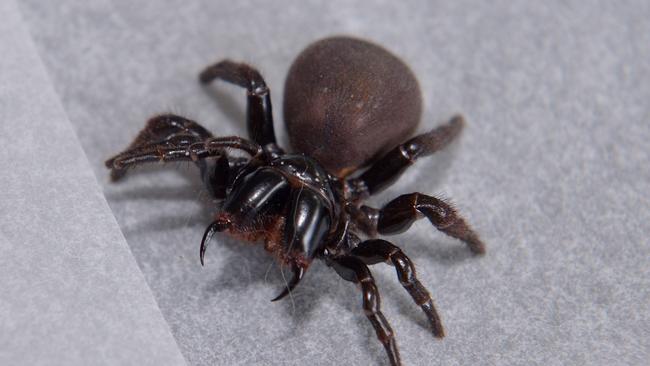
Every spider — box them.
[106,36,485,366]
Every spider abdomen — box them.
[283,36,422,177]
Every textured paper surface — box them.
[0,1,187,365]
[18,0,650,365]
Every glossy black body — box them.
[106,36,486,366]
[220,154,335,262]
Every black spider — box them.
[106,36,485,366]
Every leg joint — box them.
[390,251,416,285]
[415,194,458,228]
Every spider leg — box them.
[349,115,464,197]
[106,142,196,169]
[352,239,444,337]
[357,193,485,255]
[106,114,213,180]
[190,136,263,159]
[123,113,213,147]
[106,133,262,201]
[199,60,279,150]
[199,153,243,200]
[329,256,401,366]
[106,136,262,171]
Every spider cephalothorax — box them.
[106,36,486,366]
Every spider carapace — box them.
[106,36,486,366]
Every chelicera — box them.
[106,36,485,366]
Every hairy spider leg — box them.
[199,60,279,151]
[106,114,213,180]
[360,193,485,255]
[104,115,256,199]
[106,135,262,170]
[352,239,444,337]
[190,136,263,158]
[329,256,400,366]
[106,142,198,169]
[350,115,465,197]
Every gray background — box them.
[0,1,186,365]
[8,0,650,365]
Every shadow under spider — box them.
[105,169,216,235]
[201,235,328,328]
